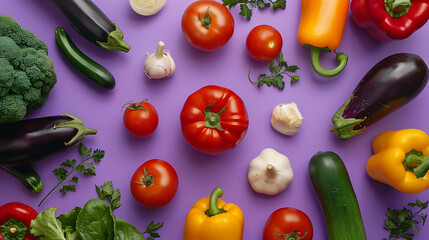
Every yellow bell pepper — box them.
[367,129,429,194]
[297,0,349,77]
[183,187,244,240]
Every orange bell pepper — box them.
[298,0,349,77]
[183,187,244,240]
[367,129,429,194]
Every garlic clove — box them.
[130,0,167,16]
[144,41,176,79]
[271,102,303,136]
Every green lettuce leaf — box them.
[76,199,116,240]
[30,207,66,240]
[115,218,144,240]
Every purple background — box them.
[2,0,429,239]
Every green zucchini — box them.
[308,151,366,239]
[55,27,116,89]
[0,165,43,193]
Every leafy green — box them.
[58,207,82,233]
[30,183,163,240]
[115,219,144,240]
[249,52,300,90]
[96,181,122,210]
[39,143,105,207]
[30,207,66,240]
[383,199,428,240]
[222,0,286,21]
[76,199,116,240]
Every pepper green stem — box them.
[403,150,429,178]
[55,113,97,147]
[274,230,308,240]
[204,102,227,132]
[205,187,227,217]
[96,23,131,52]
[0,219,28,240]
[385,0,412,17]
[310,46,348,78]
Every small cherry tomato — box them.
[182,0,235,52]
[123,100,158,138]
[130,159,179,208]
[246,25,283,62]
[263,207,313,240]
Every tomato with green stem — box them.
[181,0,235,52]
[123,100,158,138]
[130,159,179,208]
[263,207,313,240]
[246,25,283,62]
[0,202,38,240]
[180,85,249,154]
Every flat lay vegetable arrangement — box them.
[1,0,429,240]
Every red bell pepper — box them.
[0,202,38,240]
[351,0,429,41]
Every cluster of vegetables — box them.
[1,0,429,239]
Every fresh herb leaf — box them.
[239,4,252,21]
[78,144,92,158]
[92,149,105,163]
[249,52,300,90]
[256,0,270,8]
[53,168,68,182]
[96,181,121,211]
[60,185,76,196]
[61,159,76,168]
[271,0,286,11]
[144,221,164,240]
[384,199,428,239]
[222,0,286,21]
[39,143,105,207]
[222,0,237,8]
[83,162,96,176]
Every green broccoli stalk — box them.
[0,15,57,123]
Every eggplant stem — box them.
[55,113,97,146]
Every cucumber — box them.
[308,151,366,239]
[55,27,116,89]
[0,165,43,193]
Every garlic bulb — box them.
[248,148,294,195]
[144,41,175,79]
[271,102,303,136]
[130,0,167,16]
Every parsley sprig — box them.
[96,181,121,210]
[249,52,300,90]
[38,143,105,207]
[144,221,164,240]
[383,199,428,240]
[222,0,286,21]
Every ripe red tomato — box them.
[246,25,283,62]
[181,0,235,52]
[263,207,313,240]
[123,100,158,138]
[130,159,179,208]
[180,85,249,154]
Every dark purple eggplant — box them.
[48,0,130,52]
[331,53,429,140]
[0,113,96,166]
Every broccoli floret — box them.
[0,15,56,123]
